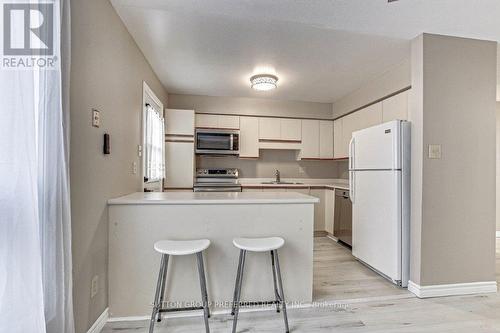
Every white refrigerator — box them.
[349,120,410,287]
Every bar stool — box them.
[230,237,290,333]
[149,239,211,333]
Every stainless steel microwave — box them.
[195,128,240,155]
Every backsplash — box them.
[197,150,349,179]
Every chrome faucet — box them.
[275,169,281,183]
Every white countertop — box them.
[239,178,350,190]
[108,191,320,205]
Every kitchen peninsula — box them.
[107,191,318,318]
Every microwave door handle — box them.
[230,134,234,151]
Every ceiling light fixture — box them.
[250,74,278,91]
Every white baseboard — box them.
[108,306,277,323]
[87,308,108,333]
[326,234,338,242]
[496,231,500,238]
[108,293,415,323]
[408,280,497,298]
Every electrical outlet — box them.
[428,144,442,159]
[92,109,100,128]
[137,145,143,157]
[91,275,99,298]
[132,162,138,175]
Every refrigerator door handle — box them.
[349,136,355,203]
[349,171,355,203]
[349,137,355,170]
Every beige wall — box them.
[168,94,333,119]
[497,102,500,232]
[198,150,343,179]
[70,0,167,332]
[410,34,497,286]
[332,59,411,118]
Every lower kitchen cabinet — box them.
[242,188,262,192]
[266,188,287,192]
[309,189,325,232]
[257,187,338,234]
[324,189,335,235]
[286,188,310,195]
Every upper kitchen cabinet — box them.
[336,102,383,159]
[338,113,356,159]
[382,90,409,122]
[165,109,195,135]
[164,141,194,189]
[164,109,195,189]
[218,115,240,129]
[258,118,281,140]
[195,114,240,129]
[355,102,383,129]
[301,120,334,160]
[333,119,344,159]
[239,116,259,158]
[259,118,301,141]
[319,121,334,159]
[280,118,302,141]
[300,120,320,159]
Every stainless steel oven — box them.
[195,129,239,155]
[194,168,242,192]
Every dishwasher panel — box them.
[334,189,352,246]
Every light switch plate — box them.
[91,275,98,298]
[428,144,442,159]
[92,109,100,128]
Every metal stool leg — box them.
[270,251,281,313]
[231,250,246,333]
[231,251,244,316]
[149,254,167,333]
[157,254,169,322]
[196,252,211,333]
[273,250,290,333]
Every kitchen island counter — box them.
[108,191,319,205]
[107,191,317,319]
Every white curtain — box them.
[144,104,165,182]
[0,1,74,332]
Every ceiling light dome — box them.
[250,74,278,91]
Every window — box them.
[144,103,165,182]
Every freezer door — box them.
[351,170,402,283]
[351,120,401,170]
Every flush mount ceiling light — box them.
[250,74,278,91]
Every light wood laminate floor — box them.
[102,239,500,332]
[313,237,411,302]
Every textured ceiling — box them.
[111,0,500,102]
